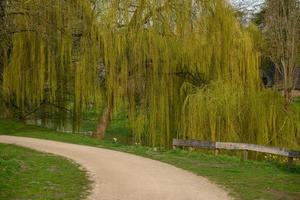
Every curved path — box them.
[0,135,232,200]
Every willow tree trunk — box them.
[94,104,112,140]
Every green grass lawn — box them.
[0,143,91,200]
[0,119,300,200]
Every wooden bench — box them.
[173,139,300,167]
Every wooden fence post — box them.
[288,157,293,168]
[214,149,219,156]
[242,150,248,161]
[173,144,176,150]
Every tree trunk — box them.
[94,104,112,140]
[283,87,293,106]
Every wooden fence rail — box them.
[172,139,300,167]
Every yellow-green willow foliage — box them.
[181,83,300,148]
[1,0,102,129]
[1,0,299,148]
[100,0,299,148]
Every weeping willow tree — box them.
[98,0,299,148]
[1,0,299,148]
[0,0,103,130]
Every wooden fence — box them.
[172,139,300,167]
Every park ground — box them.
[0,143,91,200]
[0,114,300,200]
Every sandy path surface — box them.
[0,135,232,200]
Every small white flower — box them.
[113,138,118,142]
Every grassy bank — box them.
[0,119,300,200]
[0,143,91,200]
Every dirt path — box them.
[0,135,232,200]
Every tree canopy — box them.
[0,0,299,148]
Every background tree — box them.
[265,0,300,104]
[0,0,103,131]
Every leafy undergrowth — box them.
[0,143,91,200]
[0,119,300,200]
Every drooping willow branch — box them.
[0,0,299,149]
